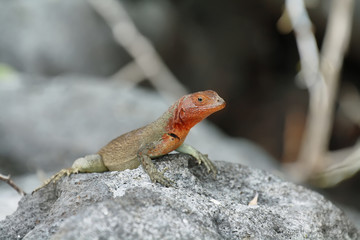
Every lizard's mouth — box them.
[217,97,226,109]
[211,96,226,111]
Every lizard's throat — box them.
[167,111,203,138]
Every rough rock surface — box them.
[0,154,358,240]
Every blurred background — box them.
[0,0,359,228]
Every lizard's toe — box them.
[158,178,174,187]
[160,167,169,175]
[150,171,174,187]
[199,154,217,177]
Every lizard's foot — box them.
[32,168,79,193]
[138,147,175,187]
[176,144,217,178]
[149,167,174,187]
[194,152,217,178]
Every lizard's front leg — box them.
[176,143,217,177]
[138,143,174,187]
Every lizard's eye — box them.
[197,97,203,102]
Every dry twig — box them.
[0,173,26,196]
[284,0,355,183]
[87,0,187,101]
[285,0,326,180]
[315,145,360,187]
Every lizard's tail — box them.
[32,168,78,194]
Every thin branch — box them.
[317,0,354,165]
[313,145,360,187]
[0,173,26,196]
[111,61,146,87]
[285,0,327,180]
[286,0,324,89]
[285,0,354,182]
[87,0,187,101]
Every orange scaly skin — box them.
[149,90,226,157]
[34,90,225,191]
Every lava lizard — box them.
[35,90,226,191]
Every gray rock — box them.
[0,154,358,240]
[0,174,39,222]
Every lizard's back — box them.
[97,123,166,171]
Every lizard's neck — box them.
[163,100,194,141]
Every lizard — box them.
[34,90,226,191]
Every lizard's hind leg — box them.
[33,154,107,193]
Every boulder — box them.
[0,154,358,239]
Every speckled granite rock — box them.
[0,154,358,239]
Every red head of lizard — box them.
[167,90,226,141]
